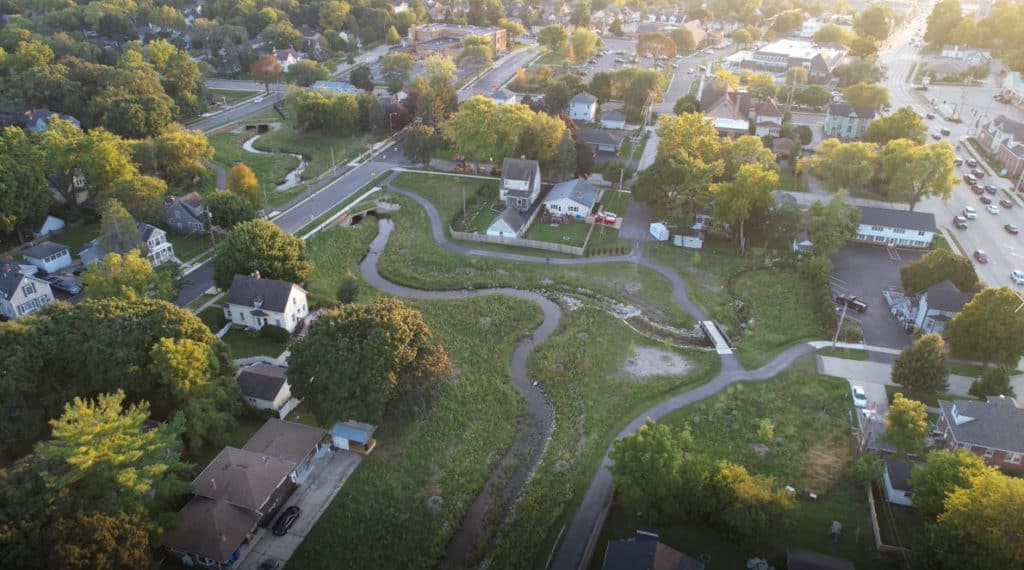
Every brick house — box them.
[937,396,1024,473]
[977,115,1024,178]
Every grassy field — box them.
[167,233,213,262]
[197,306,226,332]
[208,131,300,190]
[208,88,261,106]
[487,307,720,568]
[817,347,870,360]
[525,219,591,247]
[304,220,382,306]
[252,129,379,181]
[289,296,544,569]
[49,221,101,253]
[220,327,289,359]
[594,356,888,569]
[392,171,500,229]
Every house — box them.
[940,45,991,65]
[602,529,704,570]
[543,179,601,219]
[488,88,519,106]
[164,193,207,234]
[937,396,1024,473]
[236,363,300,419]
[224,273,309,333]
[977,115,1024,178]
[329,420,378,454]
[600,110,627,130]
[792,229,813,253]
[35,215,65,238]
[799,17,824,38]
[1002,71,1024,104]
[824,103,876,139]
[271,48,303,71]
[853,206,935,248]
[913,280,973,334]
[137,223,176,266]
[162,419,328,568]
[568,91,598,122]
[883,458,915,507]
[772,137,796,159]
[499,157,541,211]
[786,549,855,570]
[407,23,508,54]
[310,80,362,95]
[21,241,71,274]
[746,39,847,82]
[698,81,751,138]
[753,98,784,137]
[0,263,54,320]
[486,207,526,238]
[578,128,627,154]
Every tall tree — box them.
[250,54,282,93]
[99,199,141,256]
[227,162,262,206]
[655,112,722,162]
[805,193,860,256]
[842,81,890,109]
[609,419,689,521]
[349,65,374,91]
[571,28,601,61]
[934,469,1024,567]
[722,135,775,179]
[705,460,795,537]
[891,334,950,398]
[946,287,1024,365]
[863,107,928,144]
[206,192,259,229]
[81,249,174,301]
[403,124,440,166]
[900,249,979,294]
[0,126,50,234]
[925,0,964,46]
[381,52,415,94]
[911,449,993,521]
[538,24,568,51]
[103,175,167,224]
[854,5,893,39]
[634,151,720,223]
[212,219,313,288]
[970,366,1016,399]
[637,32,677,58]
[880,139,956,210]
[713,68,740,90]
[285,60,330,86]
[423,54,456,86]
[884,393,929,457]
[671,27,697,50]
[745,72,778,100]
[797,139,876,192]
[712,163,778,249]
[54,511,151,570]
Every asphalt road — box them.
[459,45,540,99]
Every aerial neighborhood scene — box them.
[4,0,1024,567]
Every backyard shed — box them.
[329,420,378,455]
[649,222,670,241]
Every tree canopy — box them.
[212,219,313,288]
[863,107,927,145]
[891,334,950,399]
[884,393,929,457]
[946,287,1024,365]
[82,249,175,301]
[911,448,993,521]
[609,419,689,521]
[900,249,979,294]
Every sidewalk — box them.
[816,355,1024,396]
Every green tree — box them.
[608,419,689,521]
[892,334,950,398]
[262,21,303,49]
[135,124,214,185]
[706,460,795,537]
[285,60,330,86]
[227,162,262,206]
[970,366,1016,399]
[445,95,533,170]
[805,193,860,256]
[319,0,352,30]
[213,219,313,288]
[722,135,775,179]
[771,10,805,34]
[934,469,1024,567]
[103,175,167,224]
[81,249,173,301]
[797,139,876,191]
[403,124,440,166]
[250,54,282,93]
[458,35,494,67]
[848,454,883,486]
[842,81,890,109]
[834,58,884,87]
[712,163,778,250]
[884,393,929,457]
[656,112,722,162]
[925,0,964,46]
[571,28,601,61]
[588,71,613,102]
[849,36,880,57]
[287,298,451,423]
[385,25,401,44]
[899,248,979,294]
[854,5,893,39]
[671,27,697,50]
[539,24,568,51]
[0,126,50,234]
[207,191,259,229]
[786,67,809,86]
[381,52,415,94]
[713,68,740,91]
[497,18,525,43]
[947,287,1024,365]
[863,106,927,144]
[769,202,805,248]
[731,28,752,46]
[814,23,854,45]
[99,199,141,255]
[911,449,993,521]
[609,17,624,36]
[637,32,677,58]
[54,511,150,570]
[880,138,956,210]
[795,85,831,107]
[349,65,374,91]
[745,72,778,100]
[423,54,456,86]
[674,94,700,114]
[635,152,720,223]
[103,94,175,139]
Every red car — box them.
[972,185,985,195]
[1000,199,1014,209]
[974,249,989,263]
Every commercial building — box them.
[408,23,507,54]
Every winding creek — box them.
[242,127,308,191]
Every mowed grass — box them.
[167,233,213,262]
[525,219,591,247]
[594,357,886,569]
[220,328,288,359]
[252,128,379,181]
[488,307,720,568]
[289,295,544,569]
[208,131,300,189]
[392,171,500,229]
[304,219,381,305]
[207,88,261,105]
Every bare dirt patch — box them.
[801,442,849,489]
[621,346,694,379]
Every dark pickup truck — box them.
[835,294,868,313]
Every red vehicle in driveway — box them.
[974,249,989,263]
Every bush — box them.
[337,271,360,303]
[260,324,291,343]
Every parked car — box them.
[941,127,951,136]
[41,275,82,295]
[931,133,942,140]
[1001,199,1014,209]
[257,561,281,570]
[272,506,300,536]
[1012,270,1024,285]
[985,185,998,194]
[926,112,935,119]
[972,169,986,179]
[954,157,964,166]
[987,204,1000,214]
[835,294,868,313]
[1005,224,1020,235]
[963,206,977,219]
[964,174,977,185]
[972,185,985,195]
[852,385,868,408]
[974,249,989,263]
[953,216,969,229]
[967,158,978,168]
[980,195,993,204]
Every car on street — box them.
[1006,224,1020,234]
[1001,199,1014,209]
[963,206,977,219]
[954,157,964,166]
[974,249,989,263]
[964,174,977,185]
[953,216,969,229]
[40,275,82,295]
[926,112,935,119]
[985,185,998,194]
[967,158,978,168]
[971,185,984,195]
[931,133,941,140]
[980,195,992,204]
[852,385,868,408]
[941,127,951,136]
[835,294,868,312]
[1012,270,1024,285]
[987,204,1001,214]
[272,506,300,536]
[257,561,281,570]
[972,169,986,179]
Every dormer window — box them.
[253,297,263,309]
[22,283,36,296]
[951,404,975,425]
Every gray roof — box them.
[329,420,377,444]
[21,241,69,260]
[242,418,325,464]
[0,263,32,299]
[501,157,539,184]
[236,363,289,402]
[602,537,656,569]
[988,114,1024,141]
[311,80,361,94]
[699,86,751,121]
[137,222,163,242]
[491,207,526,233]
[857,206,936,233]
[924,280,973,312]
[884,458,913,491]
[490,88,515,101]
[161,497,261,563]
[545,179,600,210]
[578,128,626,148]
[601,110,626,122]
[192,447,295,510]
[827,103,876,120]
[571,91,597,105]
[939,396,1024,451]
[225,274,304,313]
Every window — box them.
[918,231,926,236]
[225,309,231,318]
[893,228,906,234]
[871,225,884,231]
[22,283,35,296]
[568,206,579,213]
[1007,453,1023,464]
[984,448,995,459]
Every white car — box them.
[852,385,868,408]
[963,206,977,219]
[1012,270,1024,285]
[987,204,1001,214]
[253,96,264,103]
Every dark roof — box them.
[699,85,751,121]
[924,280,973,312]
[602,110,626,122]
[192,447,294,510]
[0,263,33,298]
[242,418,325,464]
[773,137,796,156]
[492,207,526,233]
[236,363,288,402]
[161,497,261,563]
[490,88,516,101]
[225,274,304,313]
[21,241,69,260]
[571,91,598,105]
[603,537,656,569]
[939,396,1024,451]
[827,103,876,120]
[857,206,936,233]
[579,128,626,148]
[786,549,855,570]
[988,115,1024,141]
[501,157,540,184]
[884,458,913,491]
[136,222,164,242]
[755,98,783,117]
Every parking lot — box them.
[830,244,925,350]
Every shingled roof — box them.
[192,447,295,510]
[939,396,1024,452]
[161,497,261,564]
[236,363,289,402]
[243,418,325,464]
[225,274,305,313]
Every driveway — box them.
[830,244,925,351]
[618,199,653,242]
[236,450,362,569]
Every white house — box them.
[0,263,54,320]
[883,459,915,507]
[21,241,71,274]
[236,362,300,419]
[753,98,784,137]
[913,280,974,334]
[224,273,309,333]
[35,215,65,238]
[271,48,303,71]
[500,157,541,211]
[137,223,176,266]
[489,88,519,106]
[853,206,936,248]
[792,230,813,253]
[543,179,601,219]
[486,207,526,238]
[600,110,627,130]
[568,91,598,122]
[825,103,876,140]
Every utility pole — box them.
[331,147,336,175]
[207,209,216,247]
[833,302,849,347]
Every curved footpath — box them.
[358,185,823,569]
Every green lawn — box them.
[884,385,967,407]
[598,190,633,217]
[252,128,379,181]
[197,306,226,332]
[289,296,544,569]
[50,221,101,254]
[586,223,629,252]
[167,233,213,262]
[392,171,500,229]
[619,137,648,161]
[208,131,300,190]
[778,167,809,192]
[534,49,571,66]
[817,346,870,360]
[220,327,289,359]
[593,357,888,569]
[525,219,591,247]
[304,220,382,306]
[208,88,261,106]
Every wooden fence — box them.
[450,227,586,256]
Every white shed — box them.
[649,222,670,241]
[883,458,915,507]
[329,420,378,454]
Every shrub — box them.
[260,325,291,343]
[337,271,360,303]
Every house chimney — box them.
[210,477,216,490]
[252,270,261,279]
